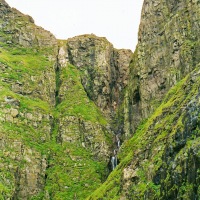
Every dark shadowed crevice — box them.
[44,50,62,199]
[55,54,61,106]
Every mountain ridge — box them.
[0,0,199,199]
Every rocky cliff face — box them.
[0,0,57,48]
[0,0,57,106]
[88,66,200,200]
[1,0,199,199]
[88,0,200,199]
[58,35,132,119]
[123,0,200,136]
[0,1,56,199]
[55,36,132,163]
[0,1,132,199]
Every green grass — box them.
[0,47,54,76]
[0,39,111,199]
[0,10,114,200]
[43,141,108,200]
[56,64,107,125]
[87,67,200,199]
[0,86,50,112]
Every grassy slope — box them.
[87,65,200,199]
[0,5,111,199]
[0,39,53,199]
[0,40,111,200]
[56,64,107,125]
[43,64,112,200]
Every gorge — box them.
[0,0,199,199]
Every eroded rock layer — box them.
[124,0,200,136]
[88,0,200,199]
[0,0,200,199]
[0,1,132,199]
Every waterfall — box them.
[110,134,121,171]
[116,134,120,148]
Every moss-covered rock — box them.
[0,1,133,199]
[64,35,132,119]
[88,66,200,200]
[1,0,199,199]
[124,0,200,136]
[87,1,200,199]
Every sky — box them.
[6,0,144,51]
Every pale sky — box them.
[6,0,144,51]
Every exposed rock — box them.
[0,136,47,200]
[59,35,132,118]
[10,108,18,117]
[0,0,57,48]
[0,0,200,199]
[124,0,200,135]
[0,1,119,199]
[88,66,200,200]
[0,103,52,199]
[87,0,200,199]
[58,115,111,160]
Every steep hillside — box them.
[0,1,57,199]
[88,0,200,199]
[123,0,200,136]
[0,0,199,199]
[88,66,200,199]
[0,1,132,199]
[58,35,132,130]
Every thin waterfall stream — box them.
[111,133,121,171]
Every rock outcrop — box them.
[0,0,57,48]
[58,35,132,119]
[124,0,200,136]
[88,66,200,200]
[0,0,57,106]
[0,1,57,198]
[56,49,113,161]
[0,0,200,199]
[88,0,200,199]
[0,1,132,199]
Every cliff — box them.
[88,0,200,199]
[0,0,199,199]
[88,67,200,199]
[0,1,132,199]
[123,0,200,136]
